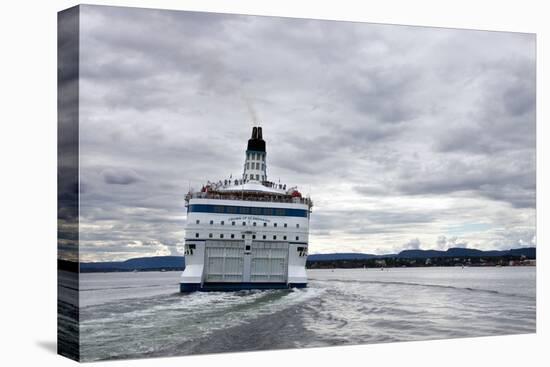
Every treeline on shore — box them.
[306,255,535,269]
[58,247,535,273]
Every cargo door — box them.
[205,241,244,282]
[250,242,288,283]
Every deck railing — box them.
[185,191,312,206]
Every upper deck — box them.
[185,180,312,209]
[184,125,313,216]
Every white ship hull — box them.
[180,126,311,292]
[180,198,309,292]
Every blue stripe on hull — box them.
[180,283,201,292]
[180,282,307,292]
[188,204,308,217]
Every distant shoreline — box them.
[58,247,535,273]
[62,264,536,274]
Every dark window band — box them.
[188,204,308,218]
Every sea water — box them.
[61,267,535,361]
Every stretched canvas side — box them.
[57,5,80,362]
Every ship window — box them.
[252,235,256,239]
[232,221,235,226]
[245,245,251,251]
[274,223,277,227]
[220,234,224,239]
[221,221,224,225]
[296,236,299,241]
[209,233,213,238]
[296,223,300,228]
[195,233,199,238]
[242,221,246,226]
[196,219,200,224]
[275,209,285,216]
[263,222,267,227]
[230,234,234,239]
[273,235,277,240]
[240,207,250,214]
[242,234,245,239]
[253,222,257,226]
[283,235,287,240]
[184,244,194,255]
[284,223,287,228]
[210,220,213,225]
[263,235,266,239]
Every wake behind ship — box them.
[180,125,313,292]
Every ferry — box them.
[180,125,312,292]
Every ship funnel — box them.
[243,125,267,182]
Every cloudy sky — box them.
[76,5,535,262]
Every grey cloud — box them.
[74,5,535,260]
[401,238,421,250]
[102,168,142,185]
[436,235,468,250]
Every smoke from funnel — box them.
[241,93,259,125]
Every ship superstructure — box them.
[180,125,312,292]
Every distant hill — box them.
[306,247,536,269]
[78,256,185,272]
[395,247,536,259]
[307,253,378,261]
[308,247,535,261]
[63,247,535,273]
